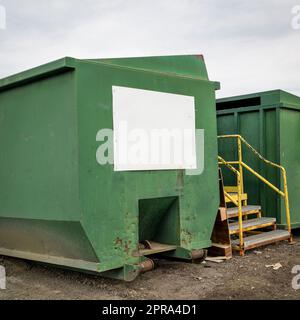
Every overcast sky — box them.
[0,0,299,98]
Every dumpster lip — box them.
[217,89,300,111]
[85,54,211,81]
[0,57,76,92]
[217,89,280,103]
[0,55,220,92]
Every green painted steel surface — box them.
[0,55,220,280]
[217,90,300,229]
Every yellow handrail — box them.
[218,134,283,170]
[218,156,244,250]
[218,134,292,239]
[241,162,284,197]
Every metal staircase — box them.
[218,135,293,256]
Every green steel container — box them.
[0,55,220,280]
[217,90,300,229]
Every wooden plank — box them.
[205,256,228,263]
[209,243,232,258]
[219,207,227,221]
[210,169,232,259]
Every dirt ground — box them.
[0,234,300,300]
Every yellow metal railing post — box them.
[237,136,245,246]
[218,156,244,254]
[218,134,293,241]
[237,171,244,255]
[237,136,244,195]
[281,168,293,241]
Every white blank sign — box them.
[112,86,197,171]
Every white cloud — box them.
[0,0,299,97]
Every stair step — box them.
[225,192,248,203]
[232,230,290,251]
[227,205,261,219]
[229,217,276,235]
[224,186,239,193]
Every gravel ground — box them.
[0,234,300,300]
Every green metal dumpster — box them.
[217,90,300,229]
[0,55,220,280]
